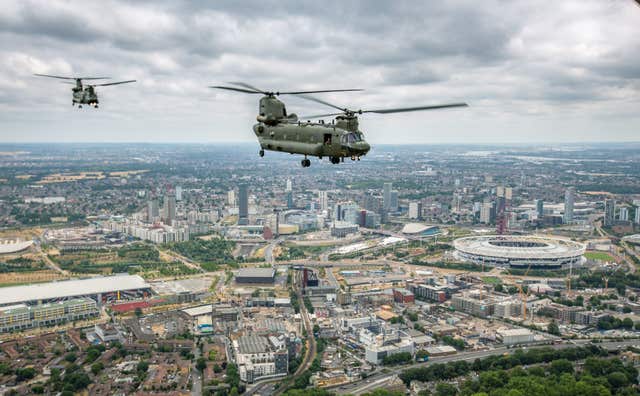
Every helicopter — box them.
[34,74,136,108]
[212,82,467,167]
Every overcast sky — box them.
[1,0,639,144]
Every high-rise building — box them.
[147,199,159,222]
[563,188,574,224]
[619,207,629,221]
[163,194,176,225]
[175,186,183,201]
[390,191,399,212]
[536,199,544,219]
[480,202,494,224]
[238,184,249,225]
[505,187,513,202]
[286,179,292,192]
[408,202,422,219]
[604,199,615,226]
[227,190,236,206]
[318,191,328,212]
[383,182,392,211]
[286,191,294,209]
[635,208,640,224]
[451,194,461,214]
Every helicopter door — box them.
[323,133,332,145]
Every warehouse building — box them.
[235,268,276,284]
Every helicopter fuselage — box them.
[72,86,99,106]
[253,120,370,162]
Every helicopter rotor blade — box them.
[34,74,110,81]
[361,103,468,114]
[88,80,136,87]
[210,86,264,94]
[279,89,363,95]
[297,94,348,112]
[228,82,267,94]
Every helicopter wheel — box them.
[330,157,340,164]
[78,105,82,108]
[301,159,311,168]
[259,149,264,157]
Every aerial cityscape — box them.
[2,1,640,396]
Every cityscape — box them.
[0,143,639,395]
[2,0,640,395]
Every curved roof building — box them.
[453,235,585,270]
[401,223,441,236]
[0,239,33,254]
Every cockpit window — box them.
[341,133,362,144]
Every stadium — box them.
[453,235,585,270]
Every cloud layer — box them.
[1,0,639,143]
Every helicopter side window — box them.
[324,134,332,145]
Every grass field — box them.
[482,276,501,285]
[584,251,615,262]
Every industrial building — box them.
[0,298,98,333]
[235,267,276,284]
[0,274,152,307]
[453,235,585,270]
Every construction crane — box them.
[518,262,534,322]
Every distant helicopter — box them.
[34,74,136,108]
[212,82,467,167]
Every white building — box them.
[233,335,289,383]
[496,328,534,345]
[409,202,422,219]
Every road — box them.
[191,341,202,396]
[334,339,640,395]
[159,248,204,272]
[39,247,69,276]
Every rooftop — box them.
[0,274,150,306]
[236,267,276,278]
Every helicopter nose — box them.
[360,141,371,153]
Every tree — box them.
[435,382,457,396]
[549,359,574,376]
[547,320,561,336]
[91,362,104,375]
[196,357,207,371]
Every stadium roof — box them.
[0,239,33,254]
[0,274,150,306]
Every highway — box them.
[333,339,640,395]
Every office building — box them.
[604,199,615,226]
[536,199,544,219]
[563,188,574,224]
[390,191,399,212]
[238,184,249,225]
[175,186,183,201]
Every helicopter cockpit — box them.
[341,132,364,144]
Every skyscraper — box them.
[163,194,176,225]
[383,182,392,211]
[238,184,249,225]
[390,190,399,212]
[604,199,615,227]
[147,199,159,222]
[635,208,640,224]
[536,199,544,219]
[175,186,183,201]
[286,179,292,192]
[318,191,328,212]
[408,202,422,219]
[563,188,574,224]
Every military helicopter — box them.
[212,82,467,167]
[34,74,136,108]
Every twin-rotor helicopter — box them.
[34,74,136,108]
[212,82,467,167]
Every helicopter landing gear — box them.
[78,105,82,108]
[330,156,340,164]
[301,157,311,167]
[259,149,264,157]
